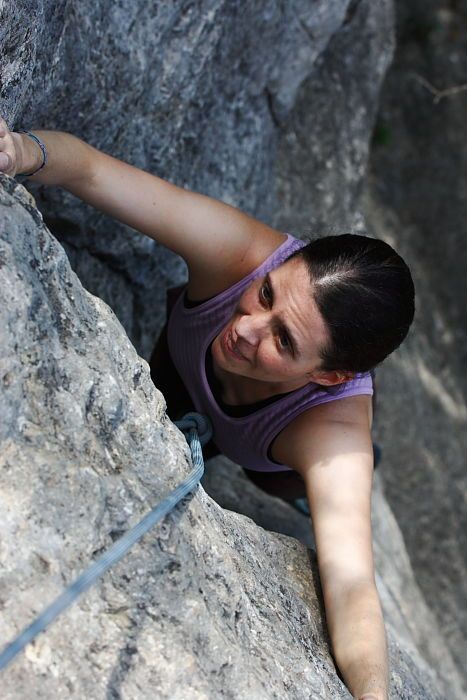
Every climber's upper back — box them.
[78,142,286,298]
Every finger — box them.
[0,152,11,170]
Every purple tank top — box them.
[167,234,373,472]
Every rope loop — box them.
[175,412,213,446]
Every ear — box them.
[307,369,355,386]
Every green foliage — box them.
[372,122,392,147]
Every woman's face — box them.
[211,256,336,389]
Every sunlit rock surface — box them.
[1,0,464,696]
[0,172,452,699]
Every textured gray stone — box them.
[1,0,354,360]
[0,0,464,696]
[0,171,451,700]
[273,0,396,235]
[201,451,465,698]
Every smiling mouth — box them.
[223,327,247,361]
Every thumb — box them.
[0,151,11,171]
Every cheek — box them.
[241,293,255,312]
[258,343,283,371]
[240,281,261,307]
[259,345,299,376]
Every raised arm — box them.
[0,117,283,298]
[273,395,389,700]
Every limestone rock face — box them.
[273,0,396,235]
[0,0,464,697]
[0,171,450,700]
[2,0,355,360]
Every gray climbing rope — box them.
[0,412,212,671]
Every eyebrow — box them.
[265,272,301,357]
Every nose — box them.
[234,312,268,347]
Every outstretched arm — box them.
[0,117,283,298]
[273,395,389,700]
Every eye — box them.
[260,281,272,306]
[278,330,292,352]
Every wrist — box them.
[11,131,28,174]
[14,131,43,176]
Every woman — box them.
[0,118,415,700]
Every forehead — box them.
[269,257,329,357]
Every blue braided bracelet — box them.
[17,130,48,176]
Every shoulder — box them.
[271,393,373,478]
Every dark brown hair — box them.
[288,234,415,373]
